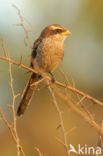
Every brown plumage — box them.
[17,24,71,116]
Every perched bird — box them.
[17,24,71,116]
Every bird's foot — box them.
[49,72,56,83]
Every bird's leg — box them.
[49,72,56,83]
[37,74,42,80]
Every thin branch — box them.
[0,108,17,143]
[0,55,103,108]
[77,95,95,120]
[8,57,26,156]
[0,55,37,73]
[55,81,103,107]
[54,89,103,136]
[47,80,70,156]
[34,147,44,156]
[12,4,33,48]
[0,55,26,156]
[0,38,8,56]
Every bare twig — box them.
[0,38,8,56]
[0,55,103,108]
[55,81,103,107]
[54,89,103,136]
[0,108,17,143]
[8,57,25,156]
[96,122,103,156]
[77,95,95,120]
[0,55,37,73]
[35,147,44,156]
[0,38,26,155]
[12,4,32,48]
[46,80,70,156]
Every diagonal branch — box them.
[54,89,103,136]
[0,55,103,108]
[34,147,44,156]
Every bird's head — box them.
[40,24,71,41]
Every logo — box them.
[68,144,102,155]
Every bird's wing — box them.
[31,37,42,67]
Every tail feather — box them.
[17,73,38,116]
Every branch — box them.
[0,55,26,156]
[0,108,17,142]
[47,80,70,156]
[53,89,103,136]
[12,4,33,48]
[34,147,44,156]
[0,55,103,108]
[56,81,103,107]
[8,58,25,156]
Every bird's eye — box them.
[56,29,62,33]
[53,29,62,34]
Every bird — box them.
[17,24,71,116]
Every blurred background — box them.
[0,0,103,156]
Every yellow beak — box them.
[62,30,71,36]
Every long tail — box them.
[17,73,38,116]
